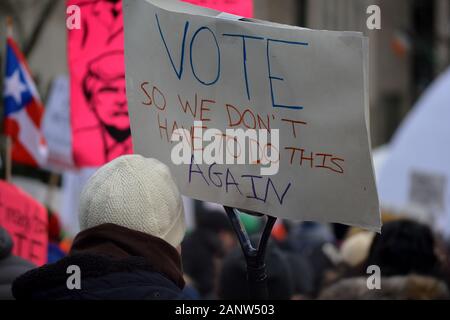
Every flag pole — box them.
[2,17,14,182]
[4,137,12,182]
[6,16,13,38]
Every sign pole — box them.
[5,136,12,182]
[2,18,14,182]
[224,206,277,300]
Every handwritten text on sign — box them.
[123,0,380,231]
[0,181,48,266]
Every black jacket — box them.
[0,227,36,299]
[12,254,185,299]
[12,223,187,300]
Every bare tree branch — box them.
[23,0,59,57]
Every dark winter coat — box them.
[0,227,36,300]
[12,223,187,300]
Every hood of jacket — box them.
[319,274,449,300]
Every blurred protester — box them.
[277,221,339,296]
[366,219,439,276]
[182,210,236,299]
[332,223,349,246]
[282,222,335,257]
[319,274,449,300]
[307,241,344,296]
[196,209,236,254]
[182,275,201,300]
[218,240,294,300]
[319,219,449,299]
[0,227,35,300]
[284,253,315,299]
[12,155,187,300]
[339,231,375,276]
[47,209,67,263]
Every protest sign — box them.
[182,0,253,17]
[123,0,380,231]
[42,76,74,171]
[0,180,48,266]
[68,0,133,167]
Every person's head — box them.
[340,231,375,269]
[366,219,438,277]
[218,240,294,300]
[182,210,236,298]
[285,253,315,299]
[83,51,128,131]
[0,226,13,260]
[182,229,224,298]
[79,155,186,249]
[196,209,236,254]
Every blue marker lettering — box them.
[222,33,264,100]
[190,27,221,86]
[155,14,189,80]
[266,38,308,110]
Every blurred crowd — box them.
[181,209,450,300]
[2,155,450,300]
[4,205,450,300]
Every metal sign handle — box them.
[224,206,277,300]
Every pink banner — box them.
[68,0,132,166]
[0,181,48,266]
[182,0,253,17]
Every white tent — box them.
[377,67,450,237]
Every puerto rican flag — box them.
[3,37,48,167]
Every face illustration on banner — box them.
[82,51,131,161]
[83,51,129,129]
[69,0,132,165]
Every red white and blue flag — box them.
[3,37,48,166]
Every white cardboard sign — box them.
[123,0,380,231]
[42,76,74,171]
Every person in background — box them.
[284,253,315,299]
[282,221,335,257]
[182,210,236,299]
[218,240,294,300]
[366,219,440,277]
[0,226,35,300]
[47,209,67,264]
[276,221,339,297]
[339,231,376,276]
[12,155,188,300]
[319,219,449,299]
[195,209,237,254]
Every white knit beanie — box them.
[79,155,186,248]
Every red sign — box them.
[0,180,48,266]
[182,0,253,17]
[68,0,133,166]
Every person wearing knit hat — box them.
[12,155,189,300]
[340,231,375,269]
[79,154,186,248]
